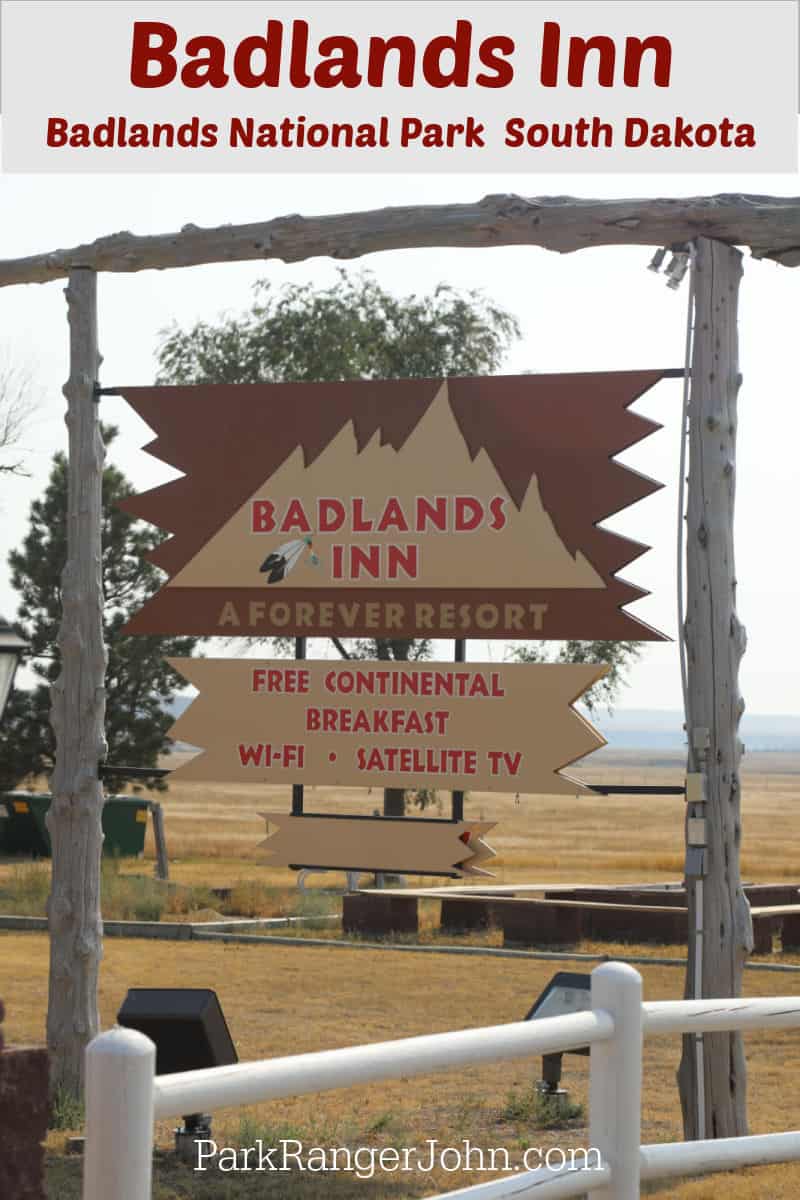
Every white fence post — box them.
[588,963,643,1200]
[82,1026,155,1200]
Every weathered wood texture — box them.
[342,893,419,936]
[46,268,107,1097]
[0,195,797,288]
[678,239,750,1140]
[151,801,169,882]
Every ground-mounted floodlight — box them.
[0,617,28,725]
[117,988,237,1160]
[525,972,591,1110]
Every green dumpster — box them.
[0,793,148,859]
[0,794,51,857]
[100,797,149,858]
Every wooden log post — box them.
[678,238,751,1139]
[46,268,107,1098]
[150,801,169,882]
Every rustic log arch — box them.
[0,194,797,289]
[0,195,796,1137]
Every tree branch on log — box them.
[0,194,798,288]
[0,363,37,476]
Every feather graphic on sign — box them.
[260,535,319,583]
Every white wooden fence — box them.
[81,962,800,1200]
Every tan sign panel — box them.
[167,658,607,795]
[259,814,496,878]
[120,371,667,641]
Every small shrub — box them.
[289,890,338,926]
[101,867,167,922]
[366,1110,398,1135]
[164,883,217,916]
[49,1086,85,1132]
[0,863,51,915]
[502,1083,584,1130]
[229,1114,310,1158]
[131,894,167,922]
[225,880,291,918]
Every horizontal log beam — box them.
[0,193,798,288]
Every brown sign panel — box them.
[120,372,667,640]
[166,658,607,795]
[259,814,496,878]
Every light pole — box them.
[0,617,28,722]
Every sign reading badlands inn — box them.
[121,371,667,641]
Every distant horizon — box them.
[596,707,800,729]
[591,707,800,753]
[166,695,800,727]
[165,695,800,755]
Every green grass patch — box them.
[0,862,51,915]
[501,1083,584,1130]
[0,863,322,923]
[49,1086,85,1133]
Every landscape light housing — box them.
[116,988,237,1076]
[525,970,592,1025]
[117,988,238,1160]
[525,971,592,1095]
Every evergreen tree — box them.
[0,427,196,792]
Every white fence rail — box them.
[81,962,800,1200]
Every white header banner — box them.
[1,0,797,173]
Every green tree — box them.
[155,271,639,813]
[156,270,520,386]
[513,640,642,716]
[0,427,196,793]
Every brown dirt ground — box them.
[3,756,800,1198]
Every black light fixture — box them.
[525,971,591,1107]
[117,988,237,1159]
[0,617,27,724]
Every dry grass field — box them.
[3,750,800,1198]
[128,746,800,890]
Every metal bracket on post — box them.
[685,775,708,870]
[685,773,707,805]
[685,775,708,871]
[692,727,711,753]
[685,847,707,878]
[451,639,466,822]
[291,637,307,817]
[687,818,707,847]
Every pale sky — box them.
[0,166,797,715]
